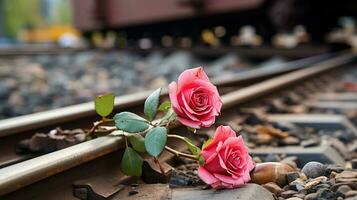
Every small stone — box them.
[301,139,319,147]
[286,172,301,184]
[304,176,328,190]
[304,192,318,200]
[318,188,335,200]
[346,190,357,197]
[263,182,284,195]
[336,171,357,179]
[290,179,305,191]
[302,162,327,178]
[282,136,300,145]
[281,190,298,198]
[286,197,302,200]
[326,165,345,174]
[336,185,352,198]
[255,133,273,145]
[315,183,330,190]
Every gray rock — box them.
[172,184,275,200]
[304,192,319,200]
[281,190,298,198]
[337,185,352,198]
[302,162,327,178]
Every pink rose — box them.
[169,67,222,129]
[198,126,255,189]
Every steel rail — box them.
[0,52,354,196]
[0,53,331,137]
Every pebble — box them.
[0,51,257,119]
[282,136,300,145]
[302,162,327,178]
[286,172,301,184]
[336,185,352,198]
[289,179,305,191]
[346,190,357,197]
[263,182,284,195]
[281,190,298,198]
[301,139,319,147]
[304,192,319,200]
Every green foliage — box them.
[144,127,167,157]
[114,112,149,133]
[128,134,146,153]
[183,137,201,157]
[158,101,171,111]
[144,88,161,121]
[95,93,115,117]
[3,0,43,37]
[120,147,143,176]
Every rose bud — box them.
[250,162,296,187]
[169,67,222,129]
[198,126,255,189]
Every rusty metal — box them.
[0,52,354,197]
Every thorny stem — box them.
[164,146,197,160]
[153,157,166,175]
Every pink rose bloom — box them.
[198,126,255,189]
[169,67,222,129]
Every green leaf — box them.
[144,127,167,157]
[95,93,115,117]
[158,101,171,111]
[128,134,146,153]
[114,112,149,133]
[120,147,143,176]
[144,88,161,121]
[202,138,213,149]
[183,137,201,156]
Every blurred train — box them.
[71,0,357,48]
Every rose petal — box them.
[204,126,236,150]
[177,67,210,90]
[169,82,184,115]
[176,116,201,129]
[198,166,219,185]
[213,173,245,187]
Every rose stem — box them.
[164,146,197,160]
[86,119,114,136]
[124,136,128,148]
[153,157,166,175]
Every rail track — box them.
[0,51,355,199]
[0,45,328,59]
[0,52,330,169]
